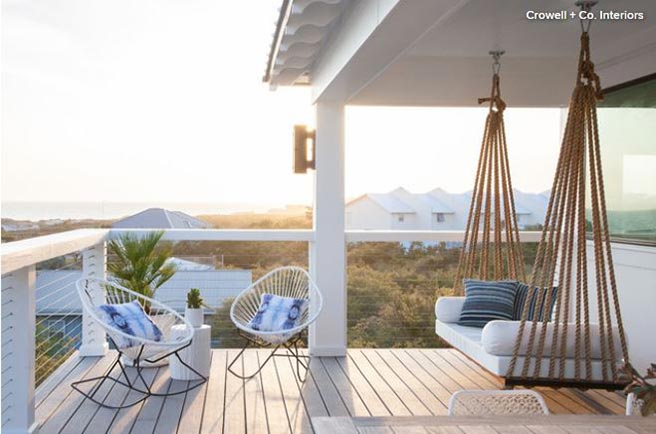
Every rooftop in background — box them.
[111,208,211,229]
[346,187,549,230]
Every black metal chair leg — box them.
[228,340,282,380]
[286,340,310,383]
[227,333,312,383]
[71,353,150,409]
[71,346,208,408]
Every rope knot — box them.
[478,73,506,112]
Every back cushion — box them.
[513,282,559,321]
[457,279,518,328]
[96,300,163,349]
[248,293,308,332]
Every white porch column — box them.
[78,242,108,357]
[309,101,347,356]
[1,266,39,434]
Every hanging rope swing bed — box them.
[435,1,631,391]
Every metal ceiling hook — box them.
[489,50,505,75]
[575,0,598,33]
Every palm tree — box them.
[108,231,176,301]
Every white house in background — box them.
[112,208,211,229]
[346,187,549,230]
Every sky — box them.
[1,0,561,211]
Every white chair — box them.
[72,277,207,408]
[229,266,323,381]
[448,390,550,416]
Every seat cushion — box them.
[458,280,518,327]
[96,300,163,349]
[513,283,558,321]
[482,320,624,358]
[437,319,625,379]
[248,293,308,332]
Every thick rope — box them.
[454,71,524,292]
[506,31,631,385]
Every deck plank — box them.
[35,351,85,407]
[422,427,463,434]
[36,355,100,425]
[389,350,451,413]
[177,352,212,434]
[200,350,228,434]
[258,349,291,434]
[307,354,350,417]
[152,378,190,434]
[223,349,247,433]
[374,349,443,416]
[349,350,412,416]
[105,366,161,434]
[39,353,117,434]
[273,351,313,433]
[243,350,268,434]
[391,426,430,433]
[337,351,391,417]
[321,357,371,417]
[83,366,153,433]
[428,350,484,390]
[527,425,570,434]
[129,365,174,433]
[292,349,330,419]
[359,350,431,416]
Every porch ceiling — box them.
[270,0,656,107]
[349,0,656,107]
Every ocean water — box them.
[1,201,280,221]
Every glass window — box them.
[397,215,404,223]
[435,213,445,223]
[596,75,656,245]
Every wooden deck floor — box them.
[35,349,628,434]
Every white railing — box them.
[0,227,541,433]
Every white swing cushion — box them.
[248,293,308,333]
[96,300,163,349]
[435,297,626,379]
[482,320,623,358]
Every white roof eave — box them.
[264,0,345,87]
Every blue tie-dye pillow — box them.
[248,294,308,332]
[96,300,163,349]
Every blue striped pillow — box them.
[513,283,558,322]
[457,279,518,328]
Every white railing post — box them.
[309,101,347,357]
[1,266,39,434]
[78,242,108,357]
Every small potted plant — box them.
[185,288,207,327]
[620,363,656,416]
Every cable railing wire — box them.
[35,272,80,300]
[35,322,82,355]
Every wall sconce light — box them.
[293,124,315,174]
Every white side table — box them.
[169,324,211,380]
